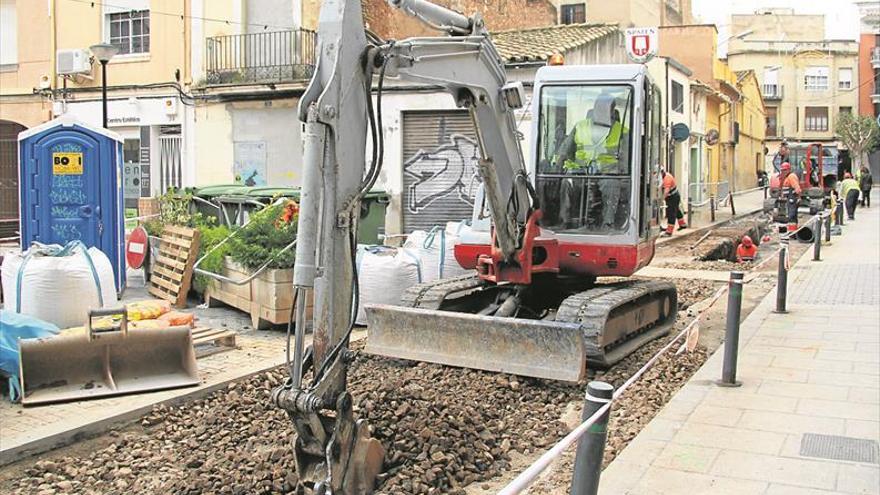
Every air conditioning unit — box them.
[56,49,92,75]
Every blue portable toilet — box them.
[18,117,126,291]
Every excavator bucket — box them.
[19,309,199,406]
[364,304,587,382]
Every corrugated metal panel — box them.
[401,110,482,233]
[0,121,25,232]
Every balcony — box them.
[205,29,317,85]
[871,47,880,69]
[762,84,784,100]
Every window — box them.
[765,107,778,136]
[0,0,17,66]
[108,10,150,54]
[839,106,852,115]
[838,68,853,90]
[804,66,829,91]
[805,107,829,132]
[561,4,586,24]
[671,81,684,113]
[536,84,634,234]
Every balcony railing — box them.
[205,29,317,85]
[871,47,880,68]
[762,84,783,100]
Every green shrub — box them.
[193,224,232,294]
[227,201,298,270]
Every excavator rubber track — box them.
[364,277,677,382]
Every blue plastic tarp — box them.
[0,310,60,402]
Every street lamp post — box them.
[89,43,119,128]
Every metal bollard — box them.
[570,381,614,495]
[824,211,831,243]
[717,271,744,387]
[839,200,846,226]
[763,185,768,199]
[813,216,822,262]
[834,201,842,226]
[774,241,788,314]
[710,196,716,222]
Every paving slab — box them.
[599,207,880,493]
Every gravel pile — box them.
[657,259,755,272]
[9,352,581,495]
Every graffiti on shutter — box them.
[402,110,482,232]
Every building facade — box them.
[658,24,766,195]
[726,10,859,165]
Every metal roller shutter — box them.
[401,110,482,233]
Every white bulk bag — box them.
[404,224,469,283]
[1,242,118,329]
[355,246,422,325]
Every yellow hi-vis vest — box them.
[564,119,623,171]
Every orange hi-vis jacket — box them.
[662,173,678,197]
[781,173,801,195]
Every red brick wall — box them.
[857,33,879,118]
[364,0,558,39]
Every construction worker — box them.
[555,94,628,230]
[859,166,873,207]
[660,169,687,236]
[840,172,860,220]
[736,235,758,262]
[780,162,801,232]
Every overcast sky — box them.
[692,0,862,56]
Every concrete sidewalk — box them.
[600,206,880,494]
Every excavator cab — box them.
[530,64,663,276]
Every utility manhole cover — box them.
[800,433,879,464]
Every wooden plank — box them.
[148,284,176,303]
[151,264,184,283]
[159,236,192,250]
[164,224,197,239]
[150,272,180,293]
[191,326,237,359]
[155,255,187,271]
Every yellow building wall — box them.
[0,0,54,127]
[706,98,722,188]
[735,73,767,190]
[54,0,187,89]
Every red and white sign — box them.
[625,27,658,63]
[126,226,149,269]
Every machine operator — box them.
[554,94,628,230]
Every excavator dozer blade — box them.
[19,327,199,406]
[364,304,586,382]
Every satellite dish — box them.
[706,129,720,146]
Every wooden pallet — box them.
[148,225,201,308]
[192,326,237,358]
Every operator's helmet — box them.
[592,94,618,128]
[780,162,792,173]
[742,235,754,247]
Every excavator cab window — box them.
[535,84,634,234]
